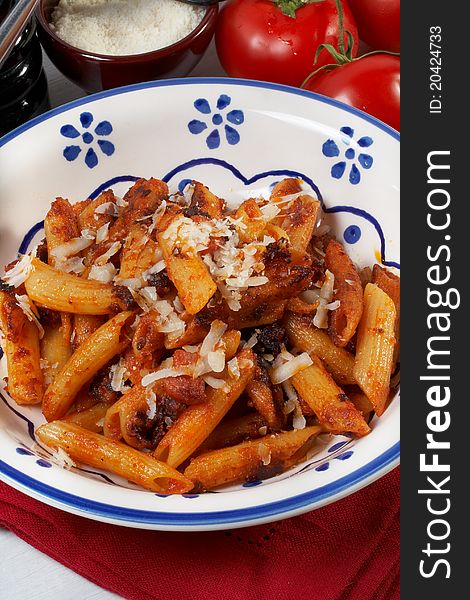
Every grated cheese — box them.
[50,0,206,56]
[202,375,226,389]
[49,446,76,470]
[1,254,33,287]
[93,201,118,216]
[312,269,335,329]
[88,263,117,282]
[257,443,271,466]
[109,359,129,393]
[95,222,110,243]
[95,241,121,266]
[50,237,93,264]
[14,294,44,338]
[227,357,240,380]
[269,352,312,385]
[142,366,191,387]
[146,390,157,419]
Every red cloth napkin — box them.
[0,467,399,600]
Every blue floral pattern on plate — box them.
[322,126,374,185]
[60,112,115,169]
[188,94,244,149]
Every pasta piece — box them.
[292,354,370,436]
[24,258,134,315]
[279,195,320,253]
[72,314,105,349]
[44,197,80,352]
[236,244,315,316]
[231,198,266,243]
[188,181,224,219]
[44,197,80,259]
[286,296,318,315]
[353,283,396,416]
[245,358,284,430]
[347,390,374,423]
[270,178,302,199]
[131,310,165,357]
[325,238,363,347]
[40,321,72,383]
[153,349,255,468]
[118,224,149,280]
[184,426,321,490]
[103,400,123,441]
[197,413,268,453]
[158,230,217,315]
[36,421,193,494]
[0,291,43,405]
[42,311,133,421]
[104,383,147,445]
[107,178,168,244]
[285,313,356,386]
[372,264,400,366]
[76,190,116,232]
[63,402,110,433]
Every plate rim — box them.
[0,76,400,150]
[0,76,400,530]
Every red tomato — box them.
[347,0,400,52]
[215,0,358,88]
[304,54,400,130]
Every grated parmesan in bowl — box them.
[49,0,207,56]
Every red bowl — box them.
[36,1,218,94]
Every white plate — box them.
[0,78,399,531]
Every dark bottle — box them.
[0,0,50,137]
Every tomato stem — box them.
[335,0,345,56]
[272,0,324,19]
[300,0,399,89]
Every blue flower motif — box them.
[322,127,374,185]
[188,94,244,149]
[60,112,115,169]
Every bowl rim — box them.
[35,1,218,62]
[0,77,400,529]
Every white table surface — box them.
[0,37,225,600]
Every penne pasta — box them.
[118,224,149,280]
[42,311,133,421]
[44,197,80,260]
[353,283,396,416]
[63,402,111,433]
[197,413,268,453]
[72,314,105,349]
[292,354,370,436]
[36,421,193,494]
[270,177,303,199]
[372,264,400,366]
[25,258,134,315]
[246,359,284,430]
[184,426,321,490]
[325,238,363,347]
[285,313,356,386]
[0,291,43,405]
[153,349,255,468]
[279,195,320,253]
[231,198,266,243]
[0,176,399,493]
[76,190,116,232]
[347,390,374,423]
[40,321,72,384]
[158,230,217,315]
[44,197,80,353]
[188,181,225,219]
